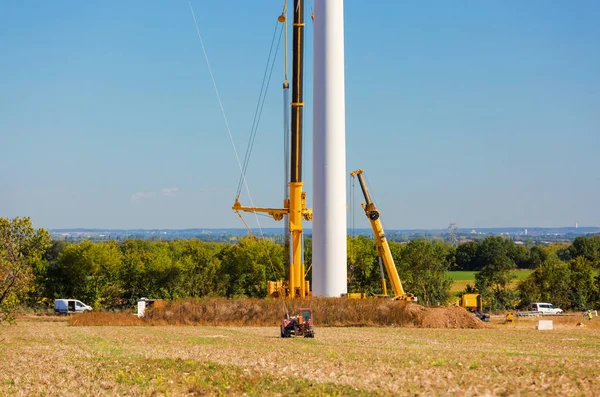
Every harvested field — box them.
[1,316,599,396]
[69,298,485,329]
[448,270,532,294]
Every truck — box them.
[349,169,415,301]
[54,299,92,315]
[280,308,315,338]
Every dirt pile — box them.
[398,303,485,329]
[150,298,486,329]
[69,298,486,329]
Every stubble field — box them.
[1,316,599,396]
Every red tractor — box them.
[280,308,315,338]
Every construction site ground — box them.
[1,315,599,396]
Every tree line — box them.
[1,217,599,321]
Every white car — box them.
[530,302,563,315]
[54,299,92,314]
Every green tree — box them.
[118,239,194,302]
[146,242,184,299]
[476,236,511,268]
[219,236,283,298]
[26,241,68,307]
[527,246,549,269]
[567,257,597,310]
[455,241,479,270]
[506,242,528,269]
[56,241,123,308]
[170,239,224,298]
[518,258,571,309]
[0,217,51,322]
[569,236,600,267]
[117,239,154,304]
[475,236,517,310]
[347,235,379,293]
[26,241,68,308]
[397,239,452,305]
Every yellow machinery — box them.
[349,169,413,301]
[505,312,514,324]
[232,0,311,298]
[460,293,490,322]
[460,293,482,311]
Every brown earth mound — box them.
[399,303,485,329]
[70,298,485,329]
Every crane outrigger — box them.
[232,0,311,298]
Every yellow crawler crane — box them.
[349,168,414,301]
[232,0,311,298]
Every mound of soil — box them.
[398,303,485,329]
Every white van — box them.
[530,302,563,315]
[54,299,92,314]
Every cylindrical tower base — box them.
[312,0,347,297]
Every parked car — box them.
[54,299,92,314]
[530,302,563,315]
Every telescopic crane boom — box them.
[232,0,311,298]
[350,168,412,300]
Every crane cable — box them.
[236,19,284,197]
[232,8,284,282]
[188,1,281,281]
[231,3,285,281]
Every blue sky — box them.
[1,1,599,230]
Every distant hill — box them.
[49,226,600,241]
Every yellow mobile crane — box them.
[350,169,414,301]
[232,0,311,298]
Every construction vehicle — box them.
[460,293,490,322]
[232,0,311,299]
[280,308,315,338]
[349,168,415,301]
[505,312,515,324]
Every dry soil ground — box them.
[0,316,599,396]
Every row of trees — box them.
[471,236,600,311]
[518,257,597,311]
[2,217,599,321]
[33,237,284,310]
[455,235,600,271]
